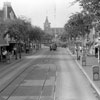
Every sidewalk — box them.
[78,55,100,89]
[68,48,100,98]
[0,49,37,68]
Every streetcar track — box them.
[4,54,50,100]
[38,66,50,100]
[5,66,37,100]
[38,50,57,100]
[0,59,37,92]
[38,53,53,100]
[0,52,47,90]
[53,64,57,100]
[0,60,38,99]
[38,51,56,100]
[0,59,30,79]
[0,59,23,73]
[0,50,43,78]
[0,50,55,100]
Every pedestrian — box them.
[6,51,10,63]
[13,47,17,60]
[79,46,82,53]
[2,49,7,62]
[13,47,17,55]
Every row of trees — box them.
[0,18,45,49]
[64,0,100,41]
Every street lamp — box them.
[76,37,80,60]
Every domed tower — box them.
[44,16,51,34]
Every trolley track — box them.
[38,66,50,100]
[0,50,57,100]
[0,59,30,79]
[0,48,43,77]
[0,61,37,100]
[53,64,57,100]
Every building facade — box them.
[44,16,65,37]
[0,2,17,60]
[0,2,16,21]
[0,2,16,46]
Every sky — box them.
[0,0,82,29]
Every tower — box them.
[44,16,51,34]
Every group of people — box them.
[2,49,11,63]
[2,46,17,63]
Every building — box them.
[0,2,16,42]
[0,2,16,40]
[44,16,65,37]
[0,2,16,21]
[0,2,16,44]
[0,2,17,60]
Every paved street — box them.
[0,47,98,100]
[0,0,100,100]
[56,48,98,100]
[69,48,100,96]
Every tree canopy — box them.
[1,18,45,44]
[75,0,100,21]
[64,12,92,40]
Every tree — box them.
[60,33,69,42]
[29,26,45,43]
[4,18,30,43]
[75,0,100,21]
[42,34,53,43]
[64,12,92,40]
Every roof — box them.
[44,16,50,24]
[7,6,16,19]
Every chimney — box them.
[4,2,11,7]
[3,2,11,20]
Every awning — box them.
[9,40,16,43]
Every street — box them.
[0,47,98,100]
[56,48,98,100]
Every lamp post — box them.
[97,44,100,64]
[76,37,80,60]
[76,43,79,60]
[18,41,21,59]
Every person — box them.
[2,49,7,61]
[13,47,17,55]
[6,51,11,63]
[18,45,21,59]
[75,46,77,54]
[79,46,82,53]
[13,47,17,60]
[26,46,29,53]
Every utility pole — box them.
[54,0,56,40]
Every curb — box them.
[67,48,100,98]
[0,49,40,68]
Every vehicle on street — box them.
[50,43,57,51]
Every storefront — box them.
[0,36,9,61]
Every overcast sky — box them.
[0,0,82,29]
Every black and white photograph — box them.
[0,0,100,100]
